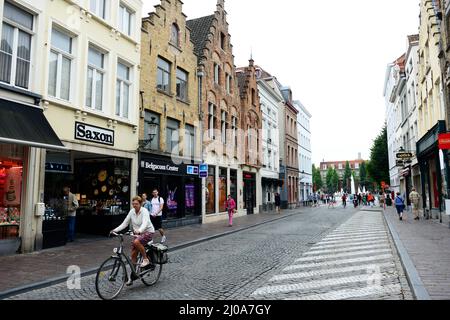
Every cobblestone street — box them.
[7,206,412,300]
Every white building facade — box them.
[295,100,312,203]
[0,0,143,254]
[384,55,405,194]
[384,36,421,201]
[257,71,283,212]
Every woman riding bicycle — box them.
[111,196,155,269]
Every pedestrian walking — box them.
[275,193,281,214]
[367,193,374,207]
[64,186,79,242]
[395,192,406,221]
[225,195,237,227]
[150,188,167,243]
[342,193,347,208]
[142,193,152,212]
[409,188,421,221]
[379,192,386,210]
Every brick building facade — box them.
[187,0,245,222]
[236,59,263,214]
[140,0,202,227]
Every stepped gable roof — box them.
[186,15,215,57]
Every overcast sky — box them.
[142,0,420,166]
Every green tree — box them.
[312,165,323,191]
[343,161,352,192]
[359,161,367,188]
[367,126,390,188]
[326,168,340,194]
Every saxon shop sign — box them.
[75,122,114,146]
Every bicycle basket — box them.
[150,243,168,265]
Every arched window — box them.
[170,23,180,47]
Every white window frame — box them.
[90,0,107,20]
[116,60,132,119]
[157,56,171,93]
[118,2,134,37]
[232,116,237,148]
[86,45,106,111]
[221,111,227,143]
[170,23,180,47]
[184,124,195,159]
[208,103,216,140]
[48,27,74,101]
[214,63,220,84]
[176,67,188,101]
[0,2,35,90]
[226,73,232,94]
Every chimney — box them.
[358,152,362,160]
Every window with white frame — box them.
[185,124,195,159]
[86,45,105,111]
[0,1,34,89]
[176,68,188,101]
[48,27,73,101]
[208,103,216,139]
[214,63,220,84]
[90,0,107,19]
[119,2,134,36]
[166,118,180,155]
[226,73,232,94]
[157,57,171,93]
[116,61,131,118]
[232,116,237,147]
[221,111,227,143]
[170,23,180,47]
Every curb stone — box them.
[370,208,431,300]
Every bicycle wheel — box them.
[141,262,162,287]
[95,257,127,300]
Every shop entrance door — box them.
[243,173,256,215]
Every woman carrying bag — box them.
[225,195,237,227]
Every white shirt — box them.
[151,197,164,217]
[113,207,155,234]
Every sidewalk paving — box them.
[384,207,450,300]
[0,209,302,297]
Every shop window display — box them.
[206,167,215,214]
[219,168,227,212]
[0,145,24,240]
[44,156,132,237]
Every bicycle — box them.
[95,231,165,300]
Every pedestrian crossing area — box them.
[251,211,407,300]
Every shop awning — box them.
[0,98,65,150]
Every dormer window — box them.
[170,23,180,47]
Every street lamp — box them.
[148,117,158,143]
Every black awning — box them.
[0,98,65,150]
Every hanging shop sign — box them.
[438,133,450,150]
[396,152,414,160]
[199,164,208,178]
[75,122,114,146]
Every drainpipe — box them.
[197,64,205,221]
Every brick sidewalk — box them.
[384,207,450,300]
[0,209,301,296]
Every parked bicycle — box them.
[95,231,168,300]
